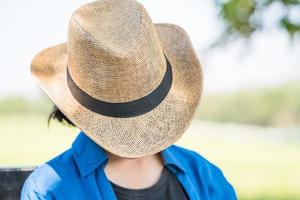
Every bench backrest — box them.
[0,167,34,200]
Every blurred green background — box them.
[1,0,300,199]
[1,82,300,199]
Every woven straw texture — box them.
[31,0,203,158]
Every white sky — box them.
[0,0,299,98]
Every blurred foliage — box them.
[0,97,52,115]
[1,82,300,127]
[197,82,300,126]
[215,0,300,44]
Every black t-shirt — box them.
[109,167,189,200]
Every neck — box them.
[104,152,164,189]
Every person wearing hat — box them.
[21,0,237,199]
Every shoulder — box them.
[21,164,59,199]
[168,145,237,199]
[21,149,77,199]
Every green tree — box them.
[215,0,300,44]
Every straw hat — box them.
[31,0,203,158]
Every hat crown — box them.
[67,0,166,103]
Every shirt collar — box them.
[72,132,186,177]
[72,131,108,177]
[160,146,186,173]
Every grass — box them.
[1,113,300,199]
[178,121,300,200]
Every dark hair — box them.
[48,105,75,127]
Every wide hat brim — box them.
[31,23,203,158]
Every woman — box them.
[21,0,237,199]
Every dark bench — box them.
[0,167,34,200]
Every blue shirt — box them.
[21,132,237,200]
